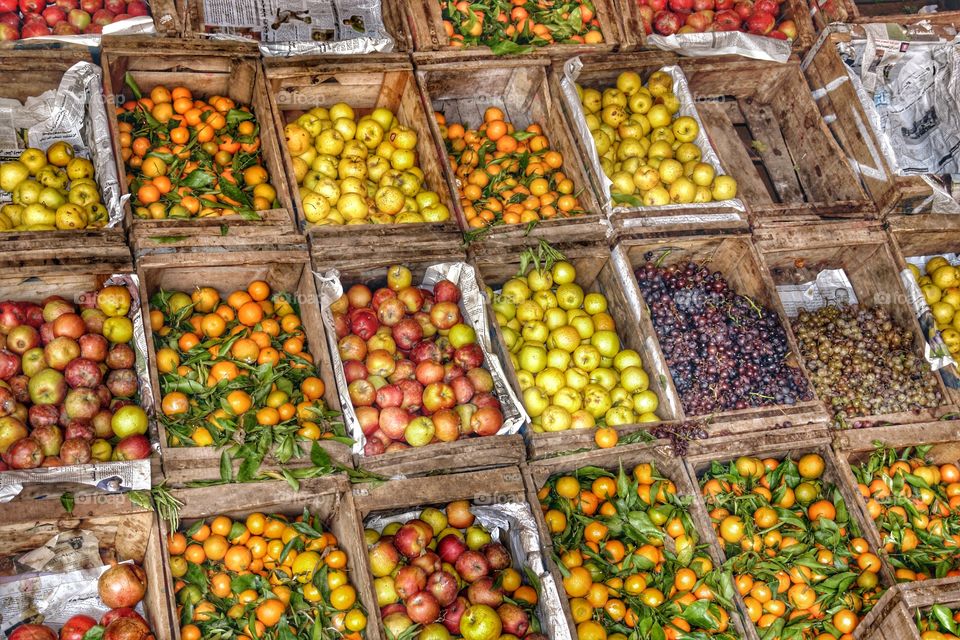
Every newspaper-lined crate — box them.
[671,56,876,226]
[754,223,956,427]
[405,0,628,57]
[612,231,828,435]
[312,250,527,478]
[549,52,752,238]
[470,238,683,459]
[813,0,960,29]
[417,56,606,251]
[263,55,463,259]
[522,441,751,638]
[613,0,817,56]
[0,493,173,638]
[100,38,298,255]
[137,247,352,486]
[0,264,157,501]
[833,420,960,587]
[352,466,569,640]
[683,429,899,640]
[159,477,376,640]
[803,30,957,217]
[887,215,960,407]
[178,0,412,52]
[0,50,129,258]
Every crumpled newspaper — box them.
[197,0,394,56]
[0,61,125,226]
[646,30,792,62]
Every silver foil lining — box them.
[365,503,572,640]
[560,57,747,225]
[315,262,528,456]
[0,273,157,502]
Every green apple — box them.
[516,370,535,391]
[501,327,520,352]
[620,366,649,393]
[541,405,572,432]
[584,293,608,315]
[493,299,516,321]
[374,576,399,606]
[523,386,549,417]
[570,315,595,340]
[465,526,492,550]
[543,307,568,330]
[571,409,595,429]
[556,283,585,310]
[614,349,643,371]
[546,348,571,371]
[591,330,620,358]
[502,278,531,304]
[0,160,29,192]
[590,367,618,391]
[535,367,566,396]
[565,367,590,391]
[573,344,601,372]
[605,406,635,426]
[518,345,547,373]
[552,387,582,413]
[521,321,549,344]
[449,323,476,348]
[551,261,577,285]
[527,268,553,292]
[460,604,502,640]
[516,300,543,323]
[533,290,558,310]
[550,326,581,353]
[583,384,612,419]
[633,390,659,415]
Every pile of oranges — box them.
[116,81,278,220]
[440,0,604,51]
[537,463,737,640]
[852,444,960,583]
[168,509,366,639]
[437,106,586,229]
[151,279,341,475]
[701,452,888,639]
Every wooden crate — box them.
[613,232,828,433]
[0,50,128,258]
[353,466,562,640]
[262,54,463,257]
[137,248,352,486]
[416,56,607,251]
[0,266,157,487]
[833,421,960,586]
[839,0,960,27]
[470,238,684,460]
[523,441,751,638]
[675,56,876,226]
[754,222,956,426]
[160,477,375,640]
[802,31,952,216]
[100,38,297,250]
[178,0,412,51]
[549,52,752,237]
[684,431,899,640]
[887,215,960,407]
[854,577,960,640]
[312,251,527,478]
[613,0,817,55]
[0,493,173,637]
[405,0,627,57]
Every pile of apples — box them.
[284,102,450,226]
[0,284,151,470]
[0,143,107,231]
[637,0,797,38]
[491,256,660,432]
[579,70,738,206]
[10,563,154,639]
[367,500,547,639]
[0,0,149,39]
[332,265,505,456]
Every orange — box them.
[209,361,239,384]
[256,407,281,426]
[808,500,837,522]
[226,390,253,415]
[162,391,189,416]
[514,585,538,605]
[325,549,348,569]
[788,583,816,610]
[591,477,617,500]
[256,599,285,627]
[248,280,271,301]
[594,426,618,449]
[556,476,580,499]
[228,290,253,309]
[231,338,260,364]
[225,545,253,572]
[202,534,228,561]
[330,584,356,610]
[200,313,226,338]
[156,347,180,373]
[180,624,201,640]
[301,376,325,400]
[584,521,609,543]
[238,301,264,326]
[210,515,233,536]
[857,552,882,573]
[563,566,593,598]
[178,332,200,352]
[674,567,697,592]
[833,608,858,634]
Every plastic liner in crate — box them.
[0,61,124,228]
[190,0,396,56]
[366,503,571,640]
[646,29,793,62]
[0,273,157,502]
[559,56,747,230]
[832,30,960,213]
[315,261,527,455]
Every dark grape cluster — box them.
[792,305,942,420]
[650,421,707,456]
[635,259,812,415]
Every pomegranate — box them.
[98,563,147,608]
[103,617,154,640]
[9,625,57,640]
[60,614,97,640]
[99,608,147,627]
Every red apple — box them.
[346,284,372,309]
[734,1,753,18]
[422,382,455,414]
[378,406,411,441]
[371,287,396,311]
[653,9,683,34]
[389,359,415,383]
[6,437,43,468]
[437,533,468,563]
[454,550,489,583]
[397,379,423,411]
[7,326,39,355]
[778,18,797,38]
[343,359,368,383]
[338,334,367,362]
[746,10,775,33]
[498,603,530,636]
[42,6,67,25]
[454,344,484,370]
[714,9,741,28]
[427,570,459,606]
[394,521,431,558]
[394,565,427,600]
[92,8,115,24]
[375,383,403,409]
[0,350,20,379]
[350,308,379,341]
[410,340,440,364]
[415,360,445,386]
[442,597,469,634]
[410,550,441,575]
[450,376,475,405]
[126,0,148,16]
[466,576,503,607]
[429,302,461,330]
[348,379,376,407]
[392,318,423,351]
[105,343,135,369]
[113,434,150,460]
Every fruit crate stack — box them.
[0,0,179,41]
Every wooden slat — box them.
[697,102,774,206]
